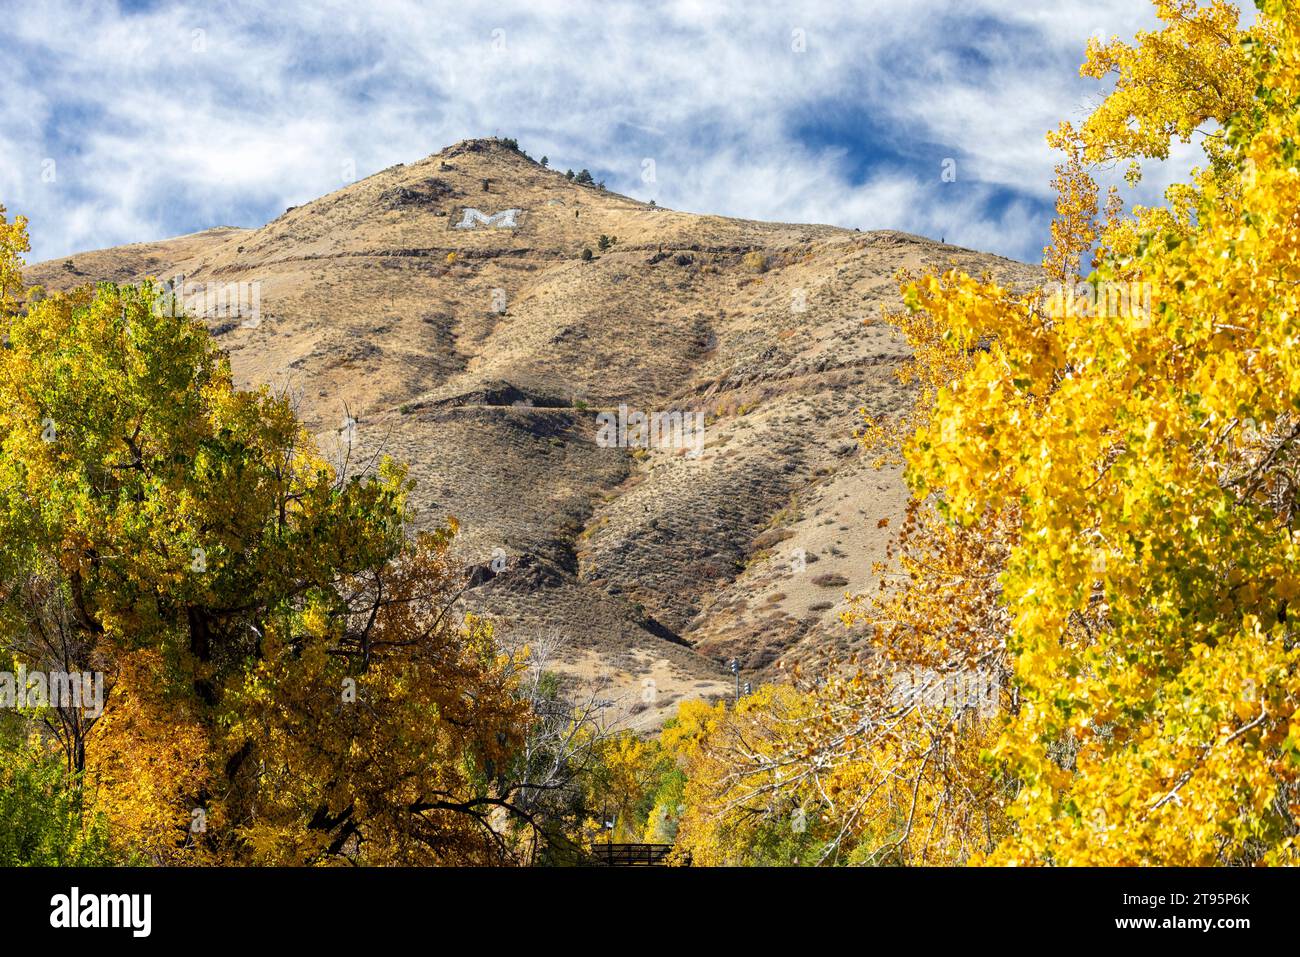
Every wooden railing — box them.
[589,843,676,866]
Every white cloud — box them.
[0,0,1246,263]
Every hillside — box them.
[25,137,1038,728]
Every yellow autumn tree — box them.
[876,0,1299,864]
[662,685,836,865]
[0,205,28,314]
[662,544,1016,867]
[696,0,1298,869]
[0,240,541,863]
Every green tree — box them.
[0,736,122,866]
[0,213,540,863]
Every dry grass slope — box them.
[26,137,1038,728]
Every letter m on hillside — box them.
[453,207,523,229]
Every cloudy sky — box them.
[0,0,1236,264]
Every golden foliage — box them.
[703,0,1300,868]
[888,0,1300,864]
[0,265,537,863]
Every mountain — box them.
[25,137,1038,728]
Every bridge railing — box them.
[589,843,676,866]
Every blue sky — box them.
[0,0,1238,264]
